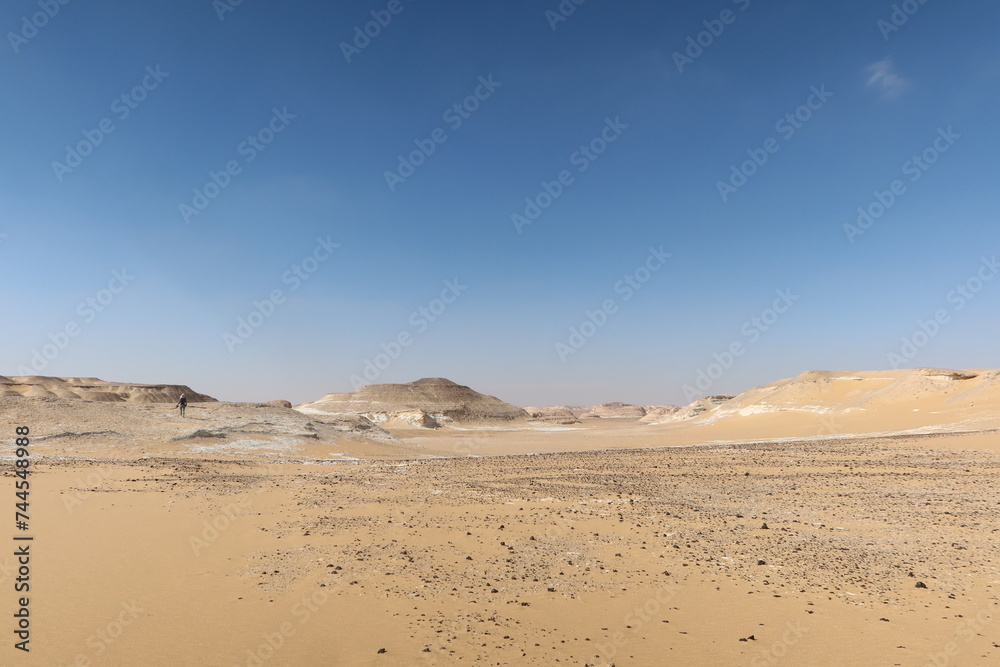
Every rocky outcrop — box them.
[581,402,647,419]
[267,400,294,408]
[524,406,581,425]
[311,413,395,441]
[641,396,733,424]
[385,410,441,429]
[638,406,681,423]
[297,378,529,427]
[919,369,978,381]
[0,376,216,403]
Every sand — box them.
[2,370,1000,665]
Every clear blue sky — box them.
[3,0,998,406]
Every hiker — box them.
[176,393,188,417]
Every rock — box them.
[581,403,647,418]
[524,406,580,424]
[308,414,395,442]
[639,406,681,423]
[0,376,216,403]
[170,429,226,441]
[297,378,529,425]
[387,410,440,429]
[267,400,293,408]
[641,396,733,424]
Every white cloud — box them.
[865,58,909,98]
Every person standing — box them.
[176,393,188,417]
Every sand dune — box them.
[643,368,1000,444]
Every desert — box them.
[11,3,997,665]
[2,370,999,666]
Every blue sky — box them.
[2,0,998,406]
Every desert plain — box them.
[1,370,999,666]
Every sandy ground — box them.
[1,400,999,665]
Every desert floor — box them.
[1,407,999,666]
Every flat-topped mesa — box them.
[0,376,216,403]
[524,406,581,425]
[410,377,459,386]
[297,378,530,427]
[581,403,647,418]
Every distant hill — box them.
[0,376,216,403]
[581,403,647,418]
[644,368,1000,439]
[297,378,530,427]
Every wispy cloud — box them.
[865,58,909,98]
